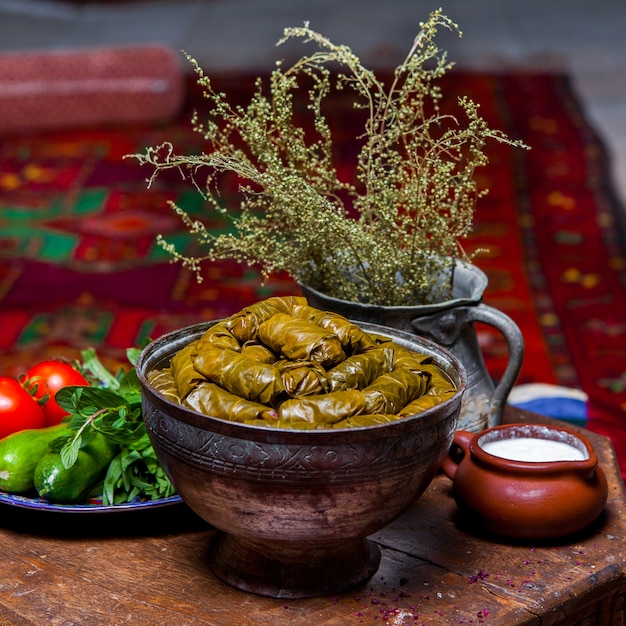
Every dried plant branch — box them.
[130,9,528,306]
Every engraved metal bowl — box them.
[136,320,466,599]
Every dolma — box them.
[224,296,307,343]
[332,413,397,429]
[241,340,277,364]
[258,312,345,367]
[193,348,285,405]
[326,347,394,392]
[147,368,181,404]
[362,368,430,415]
[387,342,432,372]
[275,359,328,396]
[277,390,365,427]
[420,362,456,395]
[385,345,455,394]
[398,390,456,416]
[170,340,206,400]
[291,304,377,354]
[196,321,241,353]
[185,382,278,422]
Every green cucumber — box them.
[34,432,118,504]
[0,425,68,494]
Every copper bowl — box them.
[136,321,467,598]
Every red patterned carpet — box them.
[1,71,626,478]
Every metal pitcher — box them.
[299,260,524,432]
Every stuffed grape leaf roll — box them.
[397,390,456,415]
[170,340,206,400]
[291,305,378,354]
[193,348,286,405]
[419,360,456,395]
[326,347,394,392]
[362,368,430,415]
[241,340,277,364]
[386,342,432,372]
[332,413,397,428]
[196,321,242,353]
[224,296,307,342]
[184,382,278,422]
[147,368,181,404]
[277,390,365,427]
[258,313,345,367]
[275,359,328,396]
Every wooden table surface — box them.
[0,406,624,625]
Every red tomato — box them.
[25,360,90,426]
[0,377,47,438]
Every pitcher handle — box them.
[466,303,524,427]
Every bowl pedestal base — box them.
[208,532,381,599]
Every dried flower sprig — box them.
[132,9,528,306]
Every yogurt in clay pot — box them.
[442,423,608,540]
[480,436,588,463]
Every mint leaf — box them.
[60,435,82,470]
[118,368,142,403]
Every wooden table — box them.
[0,406,624,625]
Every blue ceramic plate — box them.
[0,490,182,513]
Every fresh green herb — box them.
[53,347,175,505]
[80,347,122,390]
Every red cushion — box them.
[0,45,184,133]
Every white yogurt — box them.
[480,437,588,462]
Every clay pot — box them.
[137,321,467,598]
[442,423,608,540]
